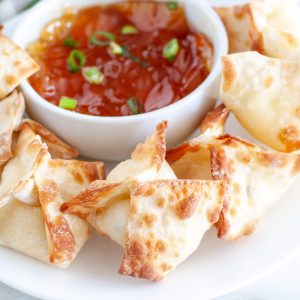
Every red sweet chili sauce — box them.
[28,1,213,116]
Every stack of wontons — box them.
[2,0,300,283]
[0,30,105,268]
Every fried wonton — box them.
[215,5,258,53]
[34,156,105,266]
[0,32,39,99]
[211,135,300,240]
[250,0,300,60]
[0,125,105,267]
[61,179,224,281]
[221,51,300,152]
[107,121,176,182]
[166,104,229,179]
[61,121,225,280]
[0,91,25,165]
[20,119,79,159]
[167,105,300,240]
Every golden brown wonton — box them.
[215,0,300,58]
[62,179,224,281]
[61,122,224,280]
[0,124,105,267]
[167,105,300,241]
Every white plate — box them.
[2,3,300,300]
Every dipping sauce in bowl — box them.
[28,1,213,117]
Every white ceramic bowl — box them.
[13,0,227,161]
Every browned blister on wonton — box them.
[0,91,25,165]
[0,33,39,99]
[62,179,224,281]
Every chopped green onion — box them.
[89,31,116,46]
[82,67,104,84]
[166,1,178,10]
[22,0,40,11]
[67,50,86,72]
[63,37,80,48]
[121,25,138,35]
[109,42,123,55]
[127,97,144,115]
[122,46,150,68]
[59,97,77,110]
[163,38,179,61]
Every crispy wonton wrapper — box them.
[107,121,176,182]
[62,179,224,281]
[0,124,105,267]
[215,0,300,58]
[215,4,259,54]
[167,105,300,241]
[0,91,25,166]
[0,92,78,165]
[0,32,39,99]
[62,122,224,280]
[167,104,229,180]
[221,51,300,152]
[19,119,79,159]
[250,0,300,60]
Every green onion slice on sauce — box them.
[127,97,144,115]
[163,38,179,61]
[63,37,80,48]
[89,31,116,46]
[166,1,178,10]
[122,46,150,68]
[67,50,86,73]
[121,25,138,35]
[109,42,123,55]
[59,96,78,110]
[82,67,104,84]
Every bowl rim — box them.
[14,0,228,124]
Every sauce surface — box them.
[29,1,213,116]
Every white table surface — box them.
[1,1,300,299]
